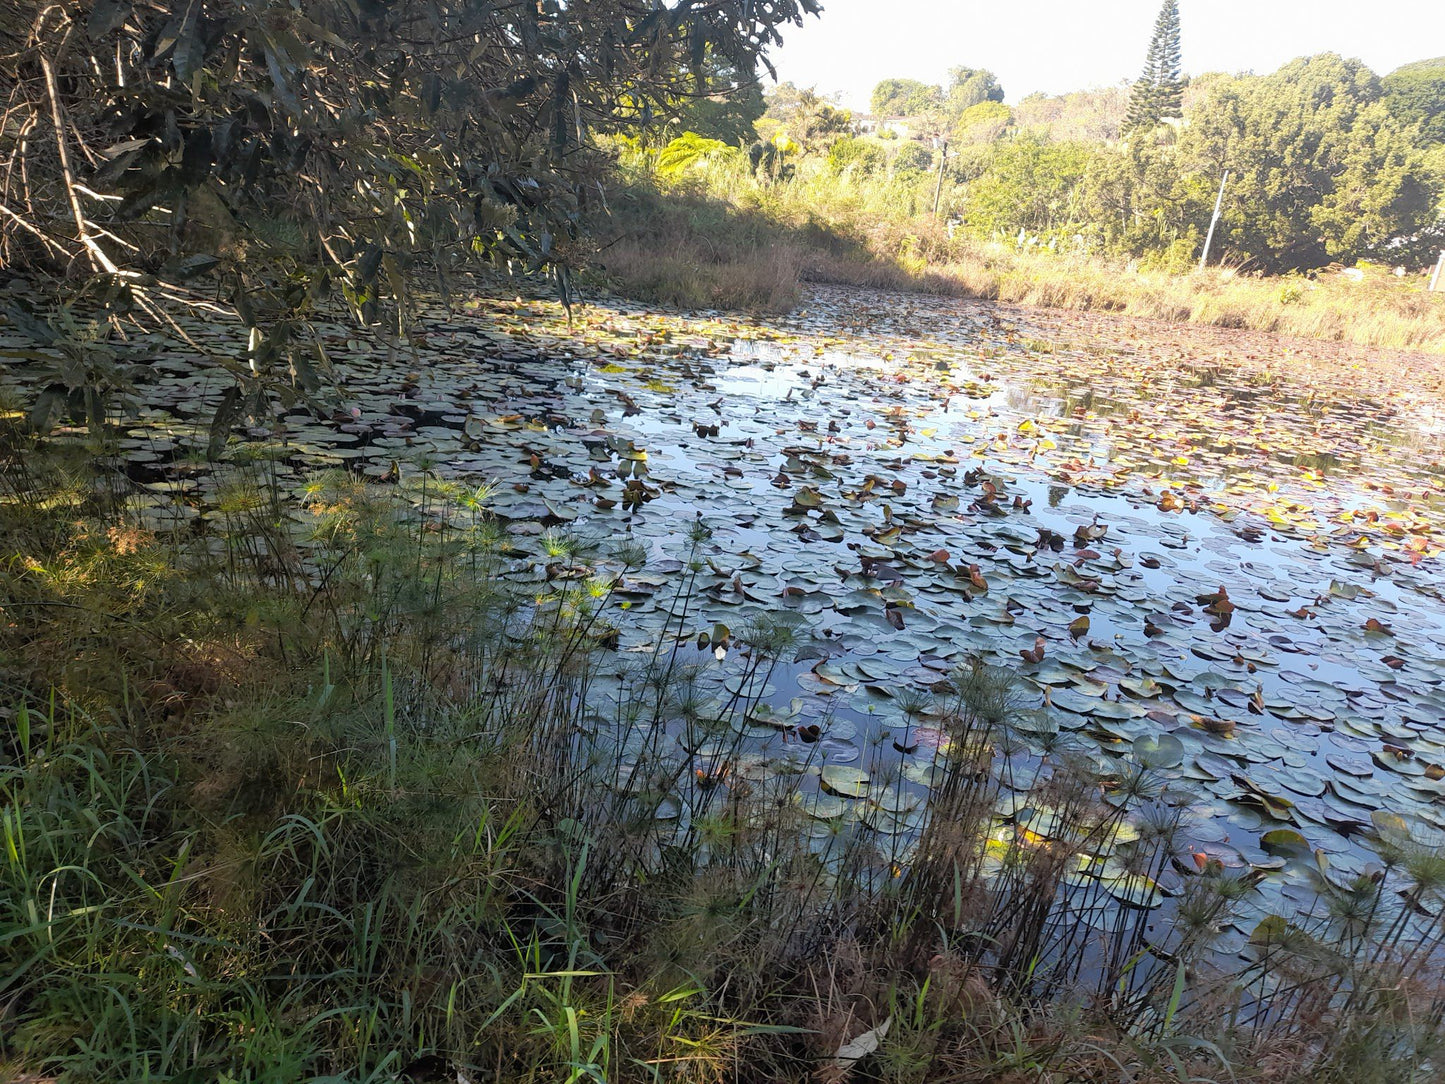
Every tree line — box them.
[728,50,1445,274]
[653,1,1443,275]
[958,52,1445,272]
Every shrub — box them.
[655,132,737,179]
[828,136,888,177]
[952,100,1013,145]
[892,141,936,177]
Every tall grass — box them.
[3,418,1444,1082]
[595,152,1445,354]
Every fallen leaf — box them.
[833,1017,892,1070]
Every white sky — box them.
[765,1,1445,110]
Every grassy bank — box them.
[3,393,1445,1083]
[592,155,1445,353]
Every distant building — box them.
[854,114,916,140]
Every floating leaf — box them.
[1102,869,1164,909]
[1260,828,1311,860]
[820,765,870,799]
[1133,733,1184,769]
[797,792,846,820]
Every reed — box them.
[2,421,1442,1083]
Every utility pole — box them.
[932,138,948,218]
[1430,250,1445,292]
[1198,169,1229,272]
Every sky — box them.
[765,1,1445,110]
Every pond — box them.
[7,281,1445,969]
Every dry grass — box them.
[801,213,1445,353]
[926,249,1445,353]
[588,176,808,311]
[598,156,1445,352]
[600,237,803,312]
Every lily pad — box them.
[820,765,871,799]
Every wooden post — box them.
[932,139,948,218]
[1430,250,1445,293]
[1198,169,1229,272]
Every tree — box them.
[1084,139,1207,267]
[0,0,819,425]
[762,85,854,150]
[1014,87,1129,143]
[1179,55,1439,269]
[761,82,816,124]
[672,83,766,146]
[796,102,856,150]
[1126,1,1185,131]
[1383,58,1445,146]
[870,78,942,117]
[946,67,1005,113]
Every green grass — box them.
[2,419,1444,1083]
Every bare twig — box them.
[40,53,116,274]
[0,197,68,257]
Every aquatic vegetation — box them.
[2,281,1444,1080]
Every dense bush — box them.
[959,136,1101,245]
[859,51,1444,271]
[1178,54,1440,270]
[828,137,888,176]
[952,100,1013,145]
[892,142,936,177]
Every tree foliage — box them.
[1179,54,1438,270]
[760,83,853,150]
[645,57,768,148]
[0,0,818,421]
[870,68,1003,136]
[1126,0,1185,131]
[961,136,1098,244]
[676,84,767,147]
[1013,87,1129,143]
[946,67,1005,112]
[1383,57,1445,146]
[870,78,941,117]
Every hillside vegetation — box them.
[597,45,1445,349]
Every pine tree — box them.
[1126,1,1185,130]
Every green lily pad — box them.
[1133,733,1185,769]
[821,765,871,799]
